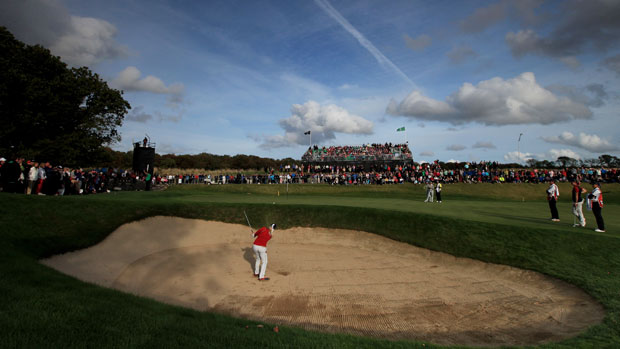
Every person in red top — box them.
[252,223,276,281]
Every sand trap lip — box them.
[41,216,604,346]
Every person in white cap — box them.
[252,223,276,281]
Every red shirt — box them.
[253,227,272,247]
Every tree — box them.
[0,27,130,166]
[556,156,577,168]
[598,154,619,167]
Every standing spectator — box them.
[36,162,47,194]
[0,157,22,193]
[26,162,39,195]
[0,157,4,191]
[588,182,605,233]
[435,181,442,203]
[571,181,586,227]
[547,179,560,222]
[424,181,434,203]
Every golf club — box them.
[244,210,254,233]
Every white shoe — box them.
[573,224,580,227]
[594,229,605,233]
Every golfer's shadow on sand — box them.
[242,247,254,271]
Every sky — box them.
[2,0,619,163]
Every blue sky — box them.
[2,0,619,162]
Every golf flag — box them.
[396,127,405,132]
[304,130,311,135]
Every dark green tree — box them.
[0,27,130,166]
[556,156,577,168]
[598,154,619,167]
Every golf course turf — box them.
[1,183,619,348]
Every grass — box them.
[1,183,619,348]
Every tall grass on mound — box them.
[1,187,619,348]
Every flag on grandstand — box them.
[304,130,311,135]
[396,127,405,132]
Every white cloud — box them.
[386,91,456,118]
[503,151,539,163]
[546,83,609,108]
[404,34,432,52]
[125,106,184,123]
[258,101,373,148]
[542,132,619,153]
[472,141,496,149]
[446,144,466,151]
[50,16,128,67]
[113,66,185,108]
[548,148,582,160]
[0,0,127,67]
[113,66,184,95]
[504,148,582,162]
[446,159,459,163]
[387,72,592,125]
[125,106,153,123]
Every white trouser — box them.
[253,244,268,279]
[572,201,585,226]
[425,190,434,202]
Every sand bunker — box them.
[42,216,604,346]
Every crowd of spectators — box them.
[302,143,412,162]
[159,160,619,186]
[0,157,152,195]
[2,155,618,195]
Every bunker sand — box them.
[42,216,604,346]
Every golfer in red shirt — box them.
[252,223,275,281]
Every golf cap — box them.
[0,157,5,161]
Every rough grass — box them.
[1,183,619,348]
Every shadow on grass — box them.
[474,210,553,225]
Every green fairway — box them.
[1,183,619,348]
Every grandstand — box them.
[301,143,413,167]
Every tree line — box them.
[99,147,301,171]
